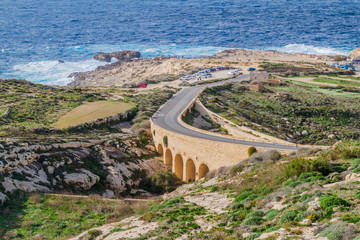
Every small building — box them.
[250,71,268,83]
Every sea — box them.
[1,0,359,86]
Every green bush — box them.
[278,157,331,182]
[88,229,102,240]
[298,171,324,182]
[246,211,265,218]
[355,192,360,200]
[280,210,298,224]
[243,216,263,226]
[139,171,181,194]
[265,209,278,221]
[319,195,351,209]
[246,233,261,240]
[320,222,359,240]
[283,179,302,187]
[248,146,257,157]
[210,186,219,192]
[163,136,168,147]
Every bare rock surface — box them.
[348,48,360,60]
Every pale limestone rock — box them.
[300,218,312,225]
[345,172,360,180]
[0,192,8,206]
[64,169,100,190]
[102,190,115,199]
[348,48,360,60]
[47,166,55,174]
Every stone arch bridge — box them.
[151,76,299,182]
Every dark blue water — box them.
[0,0,359,85]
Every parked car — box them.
[248,67,256,71]
[137,83,147,88]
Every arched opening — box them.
[174,154,184,181]
[186,159,196,182]
[157,144,164,155]
[165,149,173,170]
[198,164,209,179]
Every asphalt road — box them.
[152,74,300,151]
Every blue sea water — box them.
[0,0,359,85]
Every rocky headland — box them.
[68,49,338,87]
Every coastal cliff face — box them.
[68,49,333,87]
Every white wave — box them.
[266,44,350,56]
[7,58,116,86]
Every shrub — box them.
[139,171,181,194]
[248,146,257,157]
[246,211,265,218]
[210,186,219,192]
[243,216,263,226]
[320,222,359,240]
[88,229,102,240]
[298,171,324,182]
[353,167,360,173]
[229,164,244,176]
[283,179,301,187]
[278,157,331,182]
[280,210,298,224]
[319,195,351,209]
[300,193,313,202]
[265,209,278,221]
[163,136,168,147]
[246,233,261,240]
[355,192,360,200]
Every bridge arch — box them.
[199,164,209,179]
[186,159,196,182]
[157,144,164,155]
[165,149,173,170]
[174,154,184,181]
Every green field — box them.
[0,194,153,240]
[200,80,360,145]
[51,101,134,129]
[313,77,360,87]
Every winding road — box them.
[152,74,300,151]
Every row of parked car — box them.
[179,66,233,81]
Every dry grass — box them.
[51,101,133,129]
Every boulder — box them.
[94,50,141,62]
[302,130,309,136]
[348,48,360,60]
[111,50,140,60]
[94,52,112,62]
[64,169,100,190]
[102,189,115,199]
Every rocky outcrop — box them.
[64,169,100,190]
[94,50,141,62]
[0,136,161,205]
[348,48,360,60]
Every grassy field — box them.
[313,77,360,87]
[200,80,360,145]
[0,194,154,240]
[0,79,106,131]
[51,101,134,129]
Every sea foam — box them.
[267,44,351,56]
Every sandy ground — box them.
[51,101,133,129]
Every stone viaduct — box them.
[150,76,298,182]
